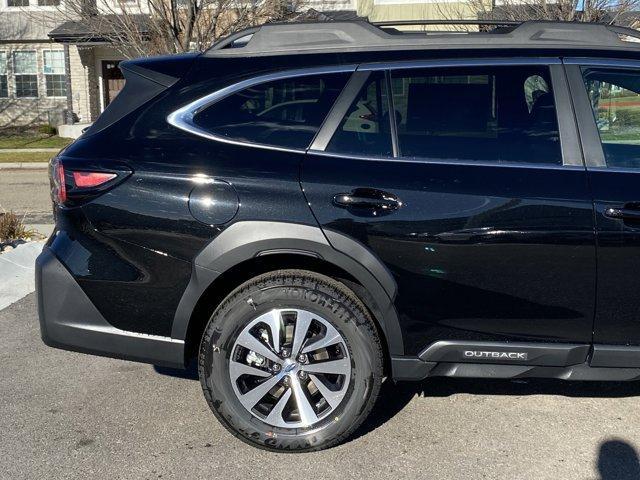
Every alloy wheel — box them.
[228,308,351,429]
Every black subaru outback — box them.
[37,20,640,451]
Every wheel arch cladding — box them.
[171,221,404,362]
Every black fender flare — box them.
[171,221,404,356]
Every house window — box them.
[37,0,60,5]
[0,52,7,98]
[43,50,66,97]
[14,51,38,98]
[7,0,29,6]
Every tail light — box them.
[72,171,117,188]
[51,158,67,205]
[50,157,131,208]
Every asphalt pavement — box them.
[0,168,53,225]
[2,294,640,480]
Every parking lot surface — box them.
[2,294,640,479]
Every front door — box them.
[102,60,125,108]
[302,60,596,357]
[567,60,640,363]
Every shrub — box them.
[614,108,640,127]
[0,211,37,244]
[37,124,57,136]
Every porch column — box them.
[63,43,75,125]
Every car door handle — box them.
[604,207,640,221]
[333,188,402,211]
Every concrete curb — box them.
[0,148,60,153]
[0,162,49,170]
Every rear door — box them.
[566,59,640,366]
[302,59,597,358]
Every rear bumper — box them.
[36,246,185,368]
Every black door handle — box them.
[333,188,402,212]
[604,207,640,221]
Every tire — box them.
[198,269,384,452]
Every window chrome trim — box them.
[587,165,640,174]
[563,58,640,69]
[166,64,358,153]
[563,63,608,168]
[357,57,562,72]
[308,149,584,171]
[309,70,370,152]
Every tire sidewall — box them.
[199,277,379,451]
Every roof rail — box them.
[210,27,260,50]
[205,20,640,57]
[373,19,521,27]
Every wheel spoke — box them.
[303,358,350,376]
[237,374,281,411]
[289,375,318,426]
[291,310,313,358]
[301,322,343,354]
[236,332,280,364]
[309,374,346,409]
[257,310,282,353]
[264,387,292,427]
[229,360,272,383]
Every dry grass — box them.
[0,136,71,149]
[0,211,38,244]
[0,152,54,163]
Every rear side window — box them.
[193,73,350,149]
[389,65,562,164]
[582,68,640,169]
[327,72,393,156]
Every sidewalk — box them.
[0,148,60,153]
[0,241,44,310]
[0,162,49,169]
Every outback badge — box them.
[464,351,528,361]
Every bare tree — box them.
[49,0,307,58]
[435,0,640,30]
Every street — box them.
[1,293,640,480]
[0,168,53,225]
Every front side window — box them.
[390,65,562,164]
[0,52,7,98]
[14,51,38,98]
[582,68,640,169]
[192,72,350,149]
[327,72,392,156]
[43,50,66,97]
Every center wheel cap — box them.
[282,360,299,374]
